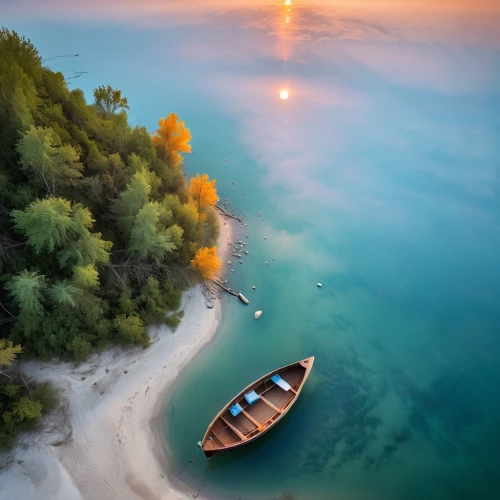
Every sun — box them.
[280,89,289,100]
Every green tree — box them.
[93,85,129,118]
[12,197,73,253]
[12,198,112,287]
[135,277,166,324]
[57,203,112,269]
[112,169,151,233]
[73,264,99,289]
[13,396,43,421]
[114,314,148,347]
[49,279,80,306]
[16,125,83,196]
[86,143,108,173]
[128,202,182,262]
[6,270,46,315]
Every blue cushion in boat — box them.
[229,403,243,417]
[271,374,291,391]
[244,390,260,405]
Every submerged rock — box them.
[317,283,323,287]
[254,310,263,320]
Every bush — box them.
[0,376,56,451]
[165,315,181,332]
[114,313,149,348]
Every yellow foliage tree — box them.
[0,339,22,367]
[189,173,219,212]
[191,246,221,279]
[151,113,192,167]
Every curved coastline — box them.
[0,212,235,500]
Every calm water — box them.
[5,1,500,499]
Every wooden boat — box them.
[200,356,314,458]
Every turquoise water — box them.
[5,1,500,498]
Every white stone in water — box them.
[254,310,263,320]
[252,286,256,290]
[264,237,267,240]
[317,283,322,287]
[265,261,268,265]
[227,261,231,264]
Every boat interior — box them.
[203,363,307,451]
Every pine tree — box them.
[12,197,73,253]
[6,270,46,315]
[16,125,83,195]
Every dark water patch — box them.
[438,478,475,500]
[296,346,384,477]
[395,367,483,434]
[368,337,386,353]
[392,426,412,444]
[429,370,483,429]
[326,272,379,296]
[329,313,354,333]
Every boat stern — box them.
[203,449,218,459]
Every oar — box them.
[190,440,203,463]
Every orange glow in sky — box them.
[280,89,289,99]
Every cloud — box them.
[4,1,500,49]
[203,72,360,212]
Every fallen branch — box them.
[215,204,243,222]
[206,278,238,297]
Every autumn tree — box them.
[16,126,83,196]
[0,340,22,368]
[152,113,191,168]
[190,246,221,279]
[189,173,219,212]
[93,85,129,118]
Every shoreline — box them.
[0,212,235,500]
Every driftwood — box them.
[207,278,238,297]
[215,204,243,222]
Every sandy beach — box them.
[0,212,234,500]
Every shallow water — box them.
[6,1,500,499]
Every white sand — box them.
[0,213,234,500]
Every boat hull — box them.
[201,356,314,457]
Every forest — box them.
[0,28,221,448]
